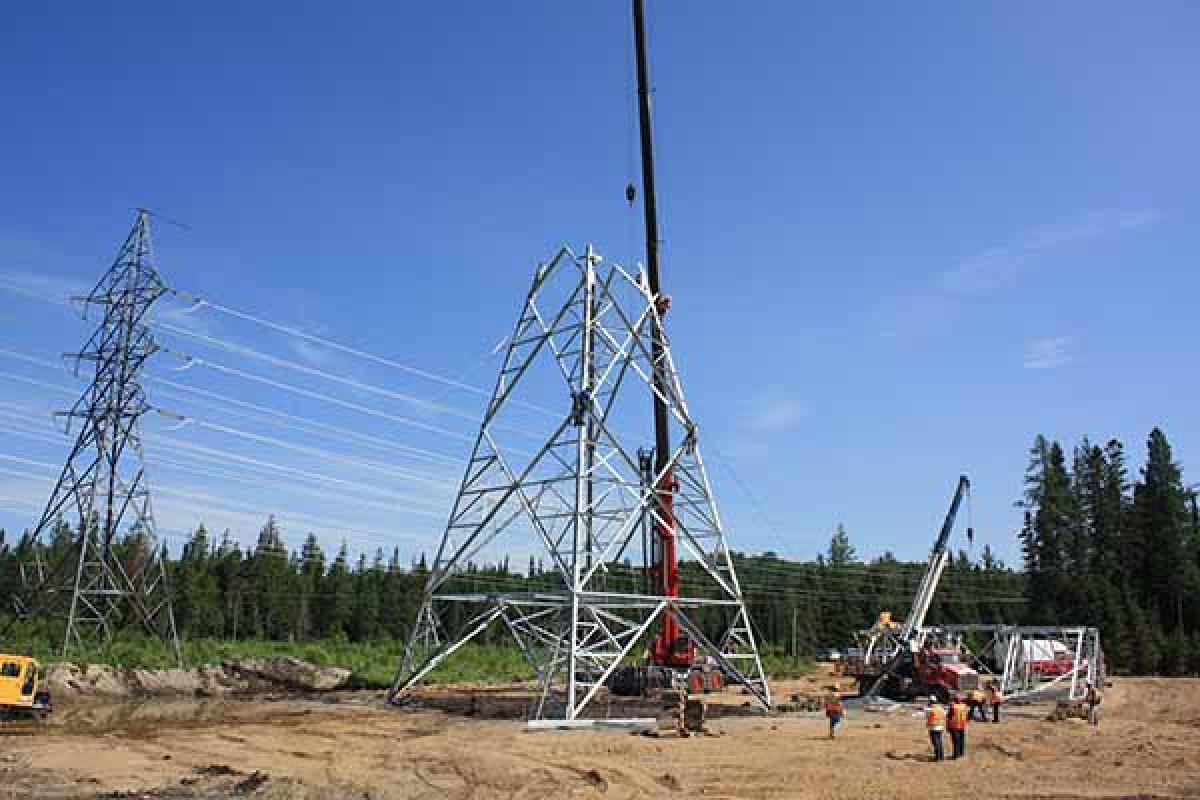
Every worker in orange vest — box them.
[824,694,845,739]
[968,687,986,721]
[986,682,1004,724]
[948,693,970,759]
[925,695,947,762]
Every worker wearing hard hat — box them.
[824,693,845,739]
[924,695,947,762]
[986,682,1004,723]
[968,687,986,722]
[948,693,970,759]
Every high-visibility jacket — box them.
[969,689,984,704]
[825,701,844,717]
[948,702,969,730]
[925,704,946,731]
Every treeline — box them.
[1018,428,1200,675]
[0,427,1197,676]
[0,519,1023,660]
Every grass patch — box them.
[4,631,808,688]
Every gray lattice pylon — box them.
[14,211,180,664]
[389,245,771,719]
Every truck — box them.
[844,475,981,701]
[1018,639,1082,679]
[0,654,52,720]
[874,643,982,703]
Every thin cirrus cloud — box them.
[742,396,808,434]
[877,209,1157,341]
[1023,336,1072,370]
[0,267,89,307]
[939,209,1156,294]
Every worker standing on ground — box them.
[825,693,845,739]
[968,686,986,722]
[987,682,1004,723]
[925,695,947,762]
[1085,682,1103,726]
[948,693,969,759]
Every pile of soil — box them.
[45,657,352,702]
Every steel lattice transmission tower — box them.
[388,246,771,720]
[17,210,180,662]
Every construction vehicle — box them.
[0,654,52,720]
[1017,638,1085,680]
[843,475,981,701]
[605,0,726,701]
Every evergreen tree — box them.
[1132,429,1189,632]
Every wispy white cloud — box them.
[0,267,89,306]
[740,396,808,435]
[287,335,341,368]
[1023,336,1073,370]
[939,209,1157,295]
[746,397,807,433]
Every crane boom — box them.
[631,0,693,668]
[900,475,972,645]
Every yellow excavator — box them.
[0,654,52,720]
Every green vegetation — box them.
[2,427,1198,679]
[1,633,531,689]
[1019,428,1200,675]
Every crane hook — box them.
[625,182,637,207]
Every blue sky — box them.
[0,1,1197,566]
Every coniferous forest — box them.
[1,428,1198,675]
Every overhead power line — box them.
[149,376,461,467]
[154,320,489,425]
[0,346,468,470]
[0,410,448,514]
[149,408,457,490]
[169,289,499,400]
[0,463,439,551]
[160,348,476,442]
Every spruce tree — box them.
[1132,429,1189,632]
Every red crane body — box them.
[649,472,695,667]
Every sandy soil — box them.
[2,675,1198,799]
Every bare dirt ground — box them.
[2,674,1198,799]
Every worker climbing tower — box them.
[14,211,180,663]
[389,245,772,719]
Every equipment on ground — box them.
[844,475,979,700]
[935,623,1104,702]
[604,0,732,699]
[0,655,51,720]
[390,2,771,722]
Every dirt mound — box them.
[46,658,351,702]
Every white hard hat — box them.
[929,695,938,702]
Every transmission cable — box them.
[168,289,498,400]
[153,320,490,425]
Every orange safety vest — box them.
[926,705,946,730]
[826,702,844,717]
[948,702,969,730]
[987,687,1004,704]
